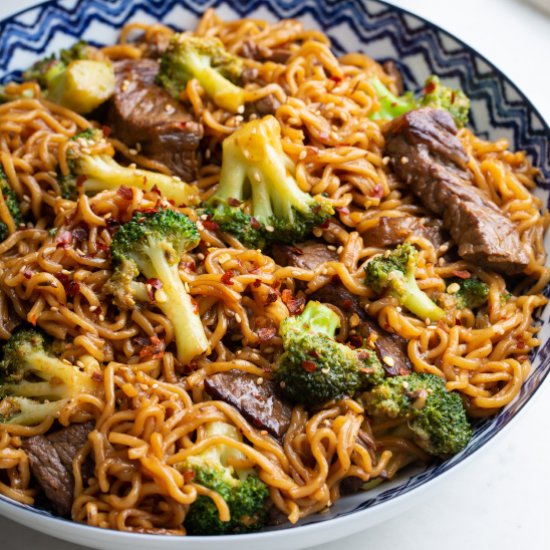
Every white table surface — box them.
[0,0,549,548]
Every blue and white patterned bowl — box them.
[0,1,549,549]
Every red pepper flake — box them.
[66,281,80,298]
[250,217,261,230]
[424,81,437,94]
[22,268,33,280]
[181,260,196,272]
[452,270,471,279]
[92,371,104,382]
[330,75,342,83]
[451,91,456,104]
[221,270,234,285]
[301,360,317,373]
[138,334,165,359]
[455,318,462,326]
[56,230,73,248]
[308,349,320,359]
[517,335,526,350]
[265,289,279,305]
[335,206,350,215]
[257,326,277,342]
[191,297,199,315]
[228,197,242,207]
[117,186,133,200]
[183,470,195,483]
[202,219,220,231]
[253,278,262,288]
[371,184,384,198]
[178,121,188,130]
[150,184,161,195]
[281,289,305,315]
[319,218,330,229]
[76,174,87,188]
[102,125,112,137]
[342,299,353,311]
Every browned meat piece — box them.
[358,319,412,376]
[108,59,203,182]
[244,94,281,118]
[271,241,338,271]
[382,60,404,95]
[240,41,292,64]
[310,281,366,320]
[22,422,94,516]
[204,371,292,439]
[384,108,529,275]
[364,215,446,249]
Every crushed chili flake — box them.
[257,326,277,342]
[281,289,305,315]
[319,218,330,229]
[265,289,279,305]
[452,270,471,279]
[72,226,88,242]
[250,217,261,230]
[150,184,161,195]
[147,278,163,290]
[138,335,165,359]
[181,261,196,272]
[56,230,73,248]
[424,81,437,94]
[455,318,462,326]
[191,297,199,315]
[516,335,526,349]
[22,269,33,280]
[183,470,195,483]
[371,184,384,198]
[308,349,320,359]
[221,270,234,285]
[117,186,133,200]
[330,75,342,83]
[253,278,262,288]
[342,299,353,311]
[202,219,220,231]
[227,197,242,207]
[102,125,112,137]
[92,371,104,382]
[301,360,317,373]
[66,281,80,298]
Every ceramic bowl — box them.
[0,1,549,549]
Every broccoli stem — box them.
[2,397,65,426]
[398,270,445,322]
[138,241,209,365]
[369,77,416,120]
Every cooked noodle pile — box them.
[0,10,547,534]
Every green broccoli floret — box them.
[204,116,333,248]
[274,301,385,407]
[23,41,115,114]
[0,329,101,425]
[365,243,445,322]
[447,277,489,309]
[158,35,245,113]
[0,169,23,241]
[369,75,470,127]
[182,421,269,535]
[59,129,198,204]
[363,372,472,458]
[108,208,209,365]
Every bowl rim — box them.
[0,0,549,544]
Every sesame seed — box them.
[260,430,268,435]
[321,368,330,374]
[265,225,274,233]
[400,156,409,165]
[50,306,59,312]
[128,148,137,155]
[98,314,105,321]
[299,150,307,160]
[235,313,242,323]
[382,156,390,165]
[256,377,264,385]
[237,105,245,114]
[76,360,84,368]
[337,246,344,254]
[447,282,460,294]
[279,381,286,389]
[253,171,261,182]
[89,305,98,312]
[382,356,395,367]
[327,245,336,250]
[312,228,323,237]
[155,289,168,303]
[197,253,205,260]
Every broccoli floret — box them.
[59,129,198,204]
[108,208,209,365]
[204,116,333,248]
[158,35,245,113]
[23,41,115,114]
[369,75,470,127]
[447,277,489,309]
[182,421,269,535]
[274,301,385,407]
[420,76,470,128]
[0,329,101,425]
[365,243,445,322]
[0,169,23,241]
[363,373,472,457]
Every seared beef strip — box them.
[109,59,203,182]
[272,241,412,375]
[364,215,446,249]
[240,41,292,64]
[384,108,529,275]
[204,371,292,439]
[22,422,94,516]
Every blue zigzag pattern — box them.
[0,0,549,530]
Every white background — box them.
[0,0,549,548]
